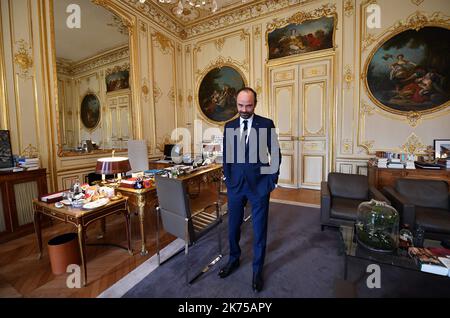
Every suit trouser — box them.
[227,179,270,274]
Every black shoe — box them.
[252,272,264,293]
[218,260,240,278]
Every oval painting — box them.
[366,26,450,113]
[80,94,101,129]
[198,66,246,123]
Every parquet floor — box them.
[0,186,319,298]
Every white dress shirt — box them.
[240,115,254,144]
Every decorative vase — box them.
[355,199,399,253]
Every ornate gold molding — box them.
[178,89,183,106]
[255,79,262,95]
[14,40,33,78]
[139,21,147,33]
[342,139,353,154]
[105,63,130,76]
[185,0,317,39]
[343,65,353,89]
[215,38,225,51]
[267,3,337,32]
[362,33,377,51]
[21,144,39,158]
[152,32,174,55]
[406,111,421,128]
[401,133,425,155]
[153,82,162,104]
[344,0,354,17]
[360,102,375,116]
[360,140,375,153]
[62,46,129,76]
[168,87,176,105]
[411,0,424,7]
[195,56,249,79]
[141,77,150,102]
[107,14,129,35]
[254,26,261,40]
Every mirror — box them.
[52,0,132,155]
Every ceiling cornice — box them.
[119,0,318,40]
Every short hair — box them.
[236,87,257,105]
[397,54,404,58]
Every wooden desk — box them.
[115,186,157,256]
[116,164,223,256]
[33,197,132,286]
[368,165,450,191]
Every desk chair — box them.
[155,175,223,284]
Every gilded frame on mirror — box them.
[196,64,247,125]
[49,0,136,156]
[266,4,337,62]
[363,24,450,116]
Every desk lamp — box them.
[96,151,131,186]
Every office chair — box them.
[155,175,223,284]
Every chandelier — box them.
[139,0,247,15]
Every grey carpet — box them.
[123,203,450,298]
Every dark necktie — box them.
[242,120,248,143]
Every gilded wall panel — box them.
[151,31,177,149]
[303,81,326,137]
[302,155,324,187]
[273,84,294,137]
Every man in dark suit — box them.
[218,87,281,292]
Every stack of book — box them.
[408,247,450,276]
[18,157,40,170]
[388,158,404,169]
[377,158,388,168]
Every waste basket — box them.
[47,233,81,275]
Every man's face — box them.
[237,91,256,120]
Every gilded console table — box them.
[33,197,131,286]
[116,186,158,256]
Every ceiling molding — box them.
[120,0,318,40]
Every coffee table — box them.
[339,225,445,279]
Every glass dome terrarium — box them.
[355,199,399,253]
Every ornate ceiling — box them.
[151,0,255,25]
[120,0,316,39]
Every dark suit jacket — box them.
[223,114,282,196]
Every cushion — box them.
[330,197,365,221]
[415,207,450,234]
[396,179,449,210]
[328,172,369,200]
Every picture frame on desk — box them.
[434,139,450,160]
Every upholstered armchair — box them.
[321,172,390,231]
[383,178,450,241]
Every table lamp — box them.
[96,152,131,185]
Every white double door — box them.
[268,54,334,189]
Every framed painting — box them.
[365,26,450,114]
[106,70,129,92]
[434,139,450,159]
[197,65,246,124]
[0,130,14,169]
[267,15,335,61]
[80,93,101,130]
